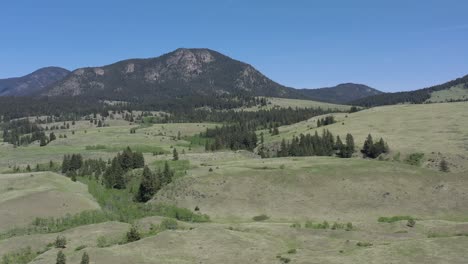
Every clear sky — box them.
[1,0,467,92]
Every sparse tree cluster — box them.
[361,134,389,158]
[316,116,335,127]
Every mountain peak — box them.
[43,49,301,99]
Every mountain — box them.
[43,48,304,100]
[351,74,468,107]
[0,67,70,96]
[298,83,382,104]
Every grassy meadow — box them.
[0,102,468,263]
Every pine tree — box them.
[61,155,70,173]
[49,132,56,141]
[173,148,179,161]
[40,137,47,147]
[80,252,89,264]
[56,250,66,264]
[361,134,374,157]
[344,133,355,158]
[135,166,159,202]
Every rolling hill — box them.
[0,67,70,96]
[298,83,383,104]
[351,74,468,107]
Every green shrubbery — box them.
[378,216,414,223]
[404,153,425,166]
[1,247,39,264]
[252,214,269,221]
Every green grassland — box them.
[0,121,217,171]
[0,172,99,232]
[1,102,468,263]
[426,84,468,103]
[240,97,353,111]
[262,101,468,172]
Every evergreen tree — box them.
[40,137,47,147]
[135,166,159,202]
[80,252,89,264]
[361,134,374,157]
[49,132,56,141]
[61,155,71,173]
[344,133,355,158]
[56,251,66,264]
[173,148,179,161]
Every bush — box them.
[252,214,269,221]
[0,247,37,264]
[378,216,414,223]
[160,218,178,230]
[407,219,416,227]
[287,248,297,254]
[356,241,372,247]
[74,245,86,251]
[345,222,353,231]
[404,153,425,166]
[55,235,67,248]
[126,225,141,243]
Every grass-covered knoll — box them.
[262,102,468,172]
[0,172,99,232]
[426,84,468,103]
[151,156,468,222]
[240,97,352,111]
[0,121,217,170]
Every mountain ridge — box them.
[298,83,383,104]
[0,67,70,96]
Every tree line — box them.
[276,130,388,159]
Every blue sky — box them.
[1,0,467,92]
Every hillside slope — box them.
[263,101,468,172]
[299,83,382,104]
[351,74,468,107]
[0,67,70,96]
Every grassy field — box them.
[0,121,217,171]
[240,97,353,111]
[1,102,468,263]
[262,101,468,172]
[0,172,99,232]
[2,156,468,264]
[426,84,468,103]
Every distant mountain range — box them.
[0,67,70,96]
[0,49,379,104]
[0,48,466,107]
[298,83,382,104]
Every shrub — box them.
[407,219,416,227]
[345,222,353,231]
[80,252,89,264]
[0,247,37,264]
[126,225,141,243]
[279,256,291,263]
[287,248,297,254]
[356,241,372,247]
[160,218,178,230]
[378,216,414,223]
[290,222,301,228]
[404,153,424,166]
[55,235,67,248]
[252,214,269,221]
[74,245,86,251]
